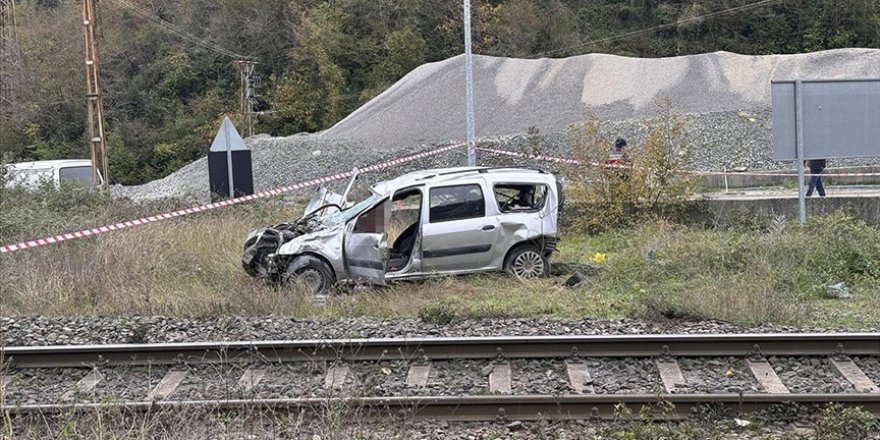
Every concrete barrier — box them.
[704,196,880,225]
[700,166,880,189]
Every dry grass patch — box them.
[0,202,314,317]
[1,180,878,328]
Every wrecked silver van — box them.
[242,167,564,292]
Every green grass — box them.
[554,217,880,327]
[402,215,880,328]
[0,185,878,328]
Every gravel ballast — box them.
[2,368,86,405]
[4,316,877,347]
[854,357,880,386]
[509,359,569,395]
[678,357,759,394]
[772,357,856,393]
[252,362,325,399]
[6,356,876,402]
[424,360,487,396]
[589,357,661,394]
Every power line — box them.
[533,0,786,58]
[106,0,244,59]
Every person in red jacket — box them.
[608,138,628,166]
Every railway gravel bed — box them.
[254,363,325,399]
[678,357,759,394]
[4,315,877,347]
[100,366,169,402]
[773,357,856,393]
[425,360,487,396]
[7,355,875,403]
[2,368,84,405]
[2,334,878,426]
[353,360,410,397]
[857,357,880,386]
[589,357,662,394]
[170,363,248,401]
[8,413,864,440]
[510,359,568,395]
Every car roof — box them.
[370,166,553,196]
[6,159,93,170]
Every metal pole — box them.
[723,166,728,194]
[463,0,476,167]
[795,80,806,225]
[225,121,234,198]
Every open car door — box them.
[343,199,390,284]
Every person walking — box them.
[608,138,628,165]
[806,159,827,197]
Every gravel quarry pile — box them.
[116,49,880,201]
[324,48,880,147]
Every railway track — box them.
[2,333,879,420]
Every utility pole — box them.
[234,59,258,137]
[82,0,109,189]
[463,0,476,166]
[0,0,21,115]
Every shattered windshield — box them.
[317,193,383,226]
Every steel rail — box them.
[3,393,879,420]
[2,333,877,368]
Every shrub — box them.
[565,100,699,234]
[813,404,878,440]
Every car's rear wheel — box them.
[504,244,549,278]
[282,256,336,293]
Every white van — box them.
[3,159,104,190]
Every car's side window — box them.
[429,184,485,223]
[494,183,547,213]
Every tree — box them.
[269,4,349,132]
[380,26,427,81]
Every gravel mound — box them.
[112,136,465,201]
[324,49,880,147]
[115,49,880,201]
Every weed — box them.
[417,302,457,325]
[813,404,878,440]
[595,400,712,440]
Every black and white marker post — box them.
[208,116,254,199]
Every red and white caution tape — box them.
[478,146,583,165]
[478,147,880,178]
[0,144,464,254]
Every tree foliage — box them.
[2,0,878,184]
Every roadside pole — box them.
[225,120,235,196]
[463,0,476,166]
[795,80,806,225]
